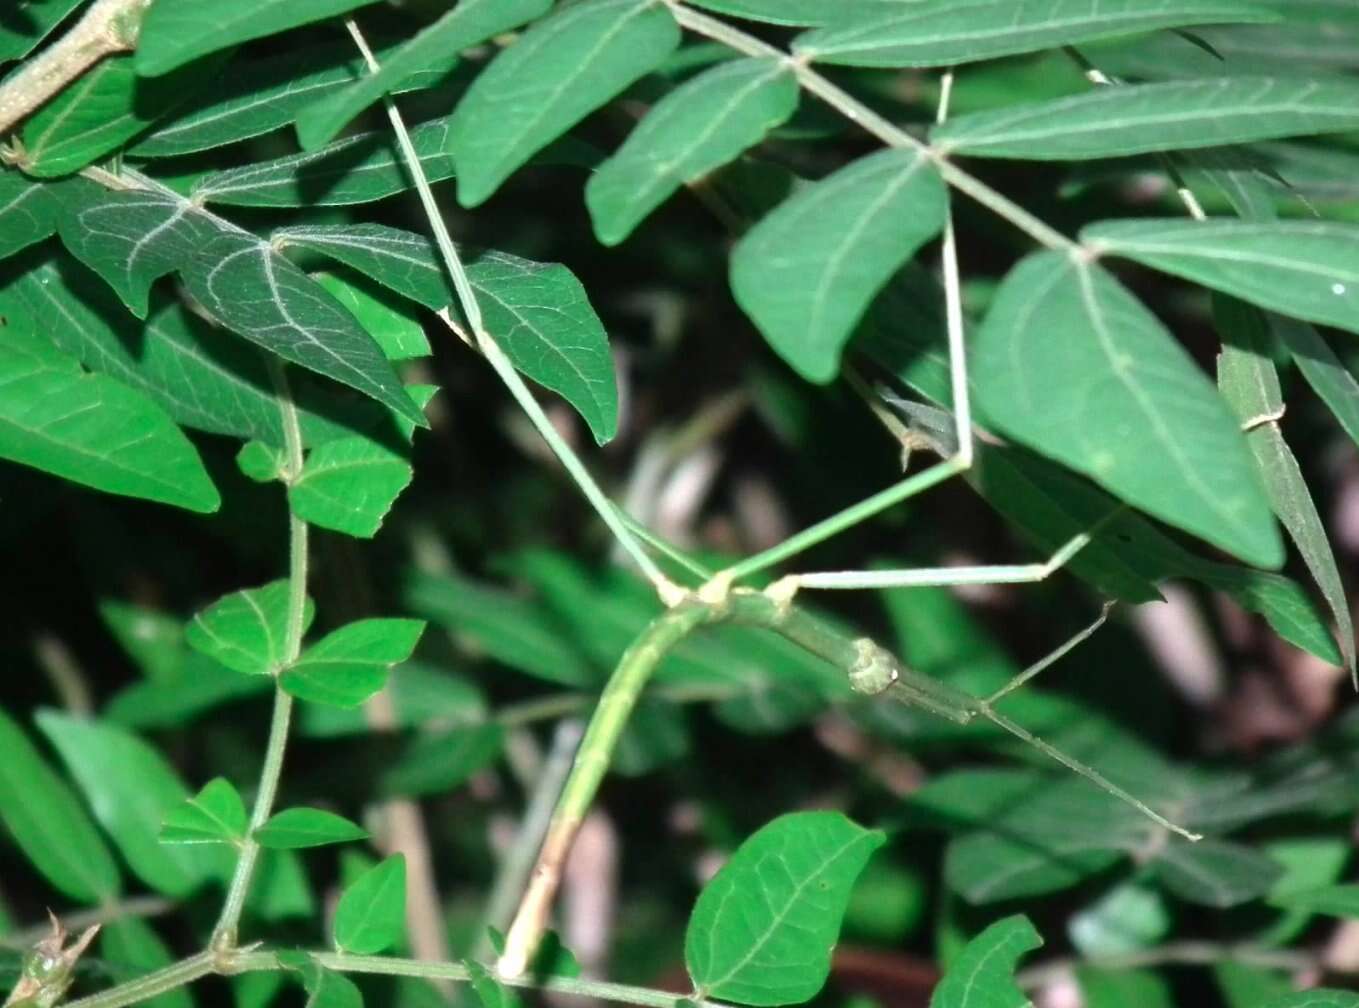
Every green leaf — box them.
[1216,296,1354,675]
[20,54,224,176]
[464,961,522,1008]
[0,708,120,903]
[193,116,455,208]
[281,618,426,708]
[933,77,1359,160]
[796,0,1277,68]
[730,148,946,382]
[313,273,430,361]
[587,57,798,245]
[160,777,248,845]
[1149,838,1282,907]
[0,325,220,512]
[186,580,315,677]
[1275,316,1359,449]
[1077,967,1174,1008]
[684,0,881,24]
[1086,217,1359,339]
[105,670,270,729]
[334,854,407,954]
[0,170,60,259]
[300,661,485,737]
[1259,994,1359,1008]
[448,0,681,207]
[288,433,416,539]
[254,807,369,849]
[100,918,194,1008]
[238,440,288,483]
[274,225,619,443]
[381,723,505,798]
[180,231,425,426]
[0,0,84,62]
[136,0,381,76]
[136,43,455,158]
[929,916,1042,1008]
[296,0,550,149]
[100,599,184,682]
[36,711,227,897]
[972,250,1281,568]
[281,954,364,1008]
[1270,883,1359,920]
[684,811,884,1005]
[1069,883,1170,957]
[249,849,316,922]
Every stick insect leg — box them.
[983,601,1115,706]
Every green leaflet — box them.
[100,918,195,1008]
[448,0,681,207]
[1271,884,1359,920]
[0,324,219,513]
[1077,968,1174,1008]
[0,169,61,259]
[587,57,799,245]
[273,224,620,443]
[933,77,1359,160]
[289,434,415,538]
[193,116,456,208]
[296,0,550,149]
[796,0,1277,68]
[0,0,84,62]
[313,273,430,361]
[300,661,485,737]
[280,618,426,708]
[333,854,407,954]
[36,711,229,897]
[100,600,184,682]
[1215,296,1354,677]
[136,43,456,158]
[0,708,121,903]
[684,811,884,1005]
[683,0,892,24]
[136,0,380,76]
[929,916,1042,1008]
[186,580,316,677]
[160,778,248,846]
[20,54,225,177]
[1085,218,1359,339]
[104,671,270,729]
[732,148,945,383]
[972,250,1281,569]
[180,231,425,426]
[254,808,369,849]
[1148,838,1282,907]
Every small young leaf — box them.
[464,960,522,1008]
[933,77,1359,160]
[731,148,946,383]
[0,327,220,513]
[586,56,799,245]
[296,0,551,149]
[334,854,407,954]
[254,807,369,849]
[160,777,248,845]
[100,917,194,1008]
[0,708,121,903]
[447,0,681,207]
[186,580,314,677]
[929,916,1043,1008]
[0,170,61,260]
[684,811,884,1005]
[1149,838,1282,907]
[972,251,1281,569]
[281,618,426,708]
[1086,218,1359,339]
[238,441,288,484]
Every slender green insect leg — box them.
[983,601,1116,707]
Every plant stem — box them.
[0,0,151,136]
[63,952,214,1008]
[343,19,672,597]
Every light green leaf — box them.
[280,954,364,1008]
[933,77,1359,160]
[334,854,407,954]
[1086,217,1359,339]
[464,961,522,1008]
[288,436,414,539]
[193,116,455,208]
[313,273,430,361]
[973,250,1281,568]
[1274,316,1359,449]
[160,777,248,845]
[136,0,380,76]
[180,231,425,426]
[36,711,228,897]
[448,0,681,207]
[0,325,220,512]
[1259,994,1359,1008]
[929,916,1042,1008]
[381,723,504,798]
[1270,884,1359,920]
[296,0,550,149]
[104,670,270,728]
[1149,838,1282,907]
[1069,883,1170,957]
[300,661,485,737]
[20,55,223,176]
[0,0,84,62]
[0,708,120,903]
[1216,296,1354,675]
[684,0,888,24]
[731,148,946,382]
[100,918,194,1008]
[254,807,369,849]
[249,849,316,922]
[100,599,184,682]
[684,811,884,1005]
[0,170,60,259]
[281,618,425,708]
[796,0,1276,67]
[587,57,798,245]
[273,225,620,443]
[136,43,455,157]
[1077,967,1174,1008]
[186,580,315,677]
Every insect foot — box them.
[848,638,900,696]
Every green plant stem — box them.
[665,2,1076,253]
[343,19,671,596]
[63,952,215,1008]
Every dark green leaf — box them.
[313,273,429,361]
[0,0,84,62]
[186,580,314,678]
[1077,967,1174,1008]
[381,722,504,797]
[160,777,248,845]
[99,599,184,682]
[0,170,60,259]
[1274,316,1359,448]
[281,618,425,708]
[333,854,407,954]
[104,668,269,729]
[300,661,485,737]
[929,916,1042,1008]
[684,0,885,24]
[254,807,369,849]
[448,0,681,207]
[100,918,194,1008]
[1149,838,1282,907]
